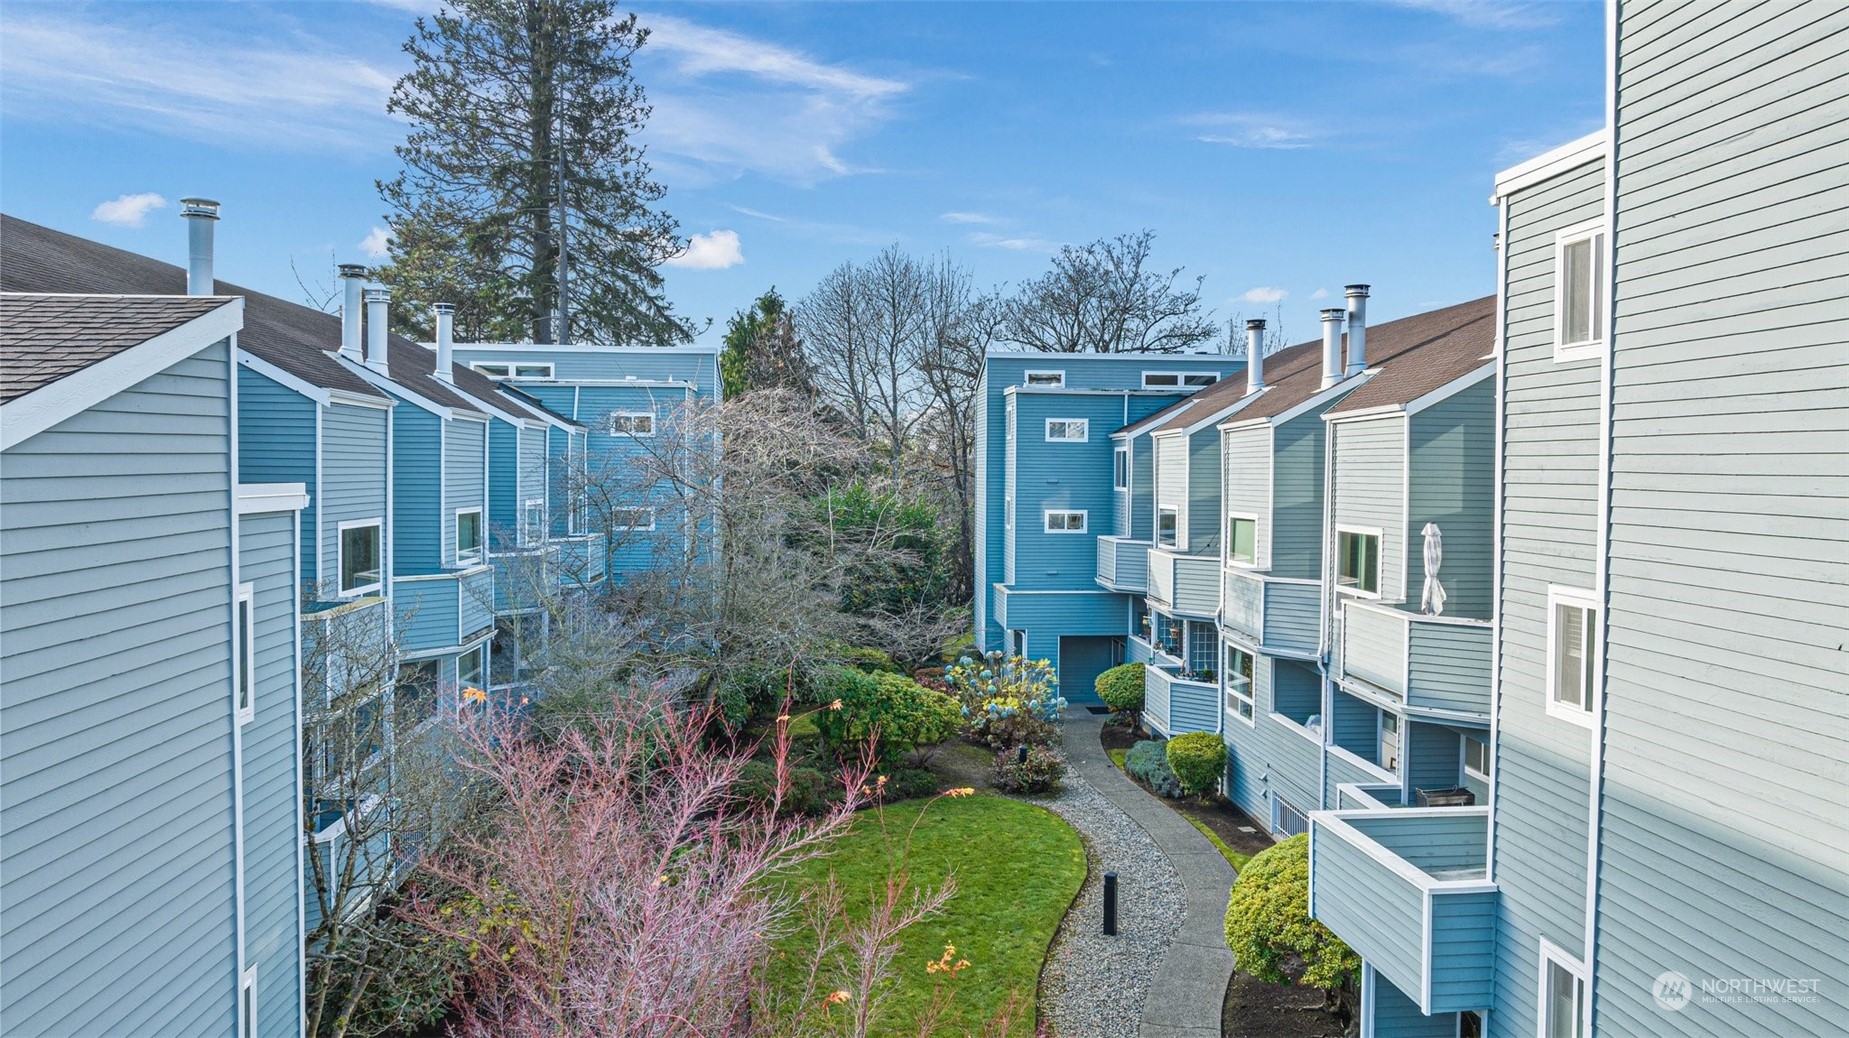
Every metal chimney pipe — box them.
[1320,308,1346,388]
[1344,284,1371,376]
[364,287,392,376]
[433,303,455,382]
[1245,319,1266,394]
[338,264,368,363]
[179,198,219,296]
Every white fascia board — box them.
[236,349,331,407]
[1178,392,1261,435]
[2,298,244,451]
[1491,129,1608,201]
[447,387,533,428]
[447,342,720,355]
[1403,360,1497,416]
[329,388,394,410]
[1324,404,1406,424]
[336,355,452,419]
[236,482,310,514]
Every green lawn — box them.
[772,794,1085,1036]
[1107,748,1127,771]
[1185,816,1252,872]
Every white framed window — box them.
[1463,733,1491,780]
[1045,418,1088,442]
[240,963,257,1038]
[1024,370,1065,387]
[1113,447,1129,490]
[457,645,488,712]
[1225,644,1255,724]
[611,507,656,531]
[1554,219,1607,361]
[455,509,484,565]
[1537,940,1588,1038]
[1142,371,1218,388]
[1226,515,1257,566]
[337,519,383,597]
[606,411,655,436]
[1335,527,1381,596]
[1379,711,1401,773]
[1546,586,1599,726]
[1157,507,1179,548]
[471,361,554,379]
[235,583,256,724]
[1044,510,1087,534]
[521,499,546,546]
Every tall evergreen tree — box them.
[376,0,691,345]
[719,289,816,399]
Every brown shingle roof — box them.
[1121,295,1497,434]
[0,293,234,403]
[0,215,507,416]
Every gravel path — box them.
[1033,771,1187,1038]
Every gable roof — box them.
[0,215,524,418]
[0,293,234,403]
[1118,295,1497,435]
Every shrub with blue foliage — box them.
[1125,739,1183,798]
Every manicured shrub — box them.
[1124,739,1183,798]
[1166,731,1228,796]
[813,666,961,761]
[944,651,1067,749]
[990,744,1067,795]
[881,767,941,802]
[1095,663,1146,719]
[733,760,832,817]
[1224,833,1360,1023]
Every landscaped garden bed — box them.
[1099,720,1275,866]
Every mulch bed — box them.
[1222,973,1348,1037]
[1100,720,1276,861]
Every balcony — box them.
[1147,548,1220,618]
[553,534,607,589]
[1144,662,1219,736]
[1309,808,1496,1014]
[306,796,392,932]
[1336,600,1491,717]
[1220,569,1321,657]
[490,545,556,613]
[394,564,496,653]
[1096,536,1151,592]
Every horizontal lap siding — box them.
[1429,892,1497,1012]
[445,418,487,566]
[1343,604,1406,695]
[1331,417,1408,601]
[487,421,519,536]
[458,566,496,639]
[1130,436,1157,540]
[321,403,389,596]
[237,510,304,1035]
[0,343,238,1037]
[1404,721,1462,799]
[1373,970,1458,1037]
[1263,581,1321,656]
[1187,434,1220,555]
[1262,713,1323,816]
[395,577,459,653]
[235,368,316,584]
[1222,426,1272,565]
[1410,380,1495,619]
[1271,416,1328,578]
[1407,623,1492,715]
[1144,666,1173,736]
[1492,152,1604,1031]
[1223,699,1266,818]
[1222,572,1262,639]
[1168,677,1219,735]
[1172,555,1219,616]
[1311,826,1426,1001]
[391,410,442,573]
[1012,395,1120,590]
[1598,4,1849,1035]
[1325,747,1392,807]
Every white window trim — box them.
[1378,710,1401,774]
[606,411,656,437]
[1156,506,1180,548]
[236,583,256,725]
[1224,645,1256,727]
[471,361,554,379]
[612,507,657,531]
[1536,938,1589,1038]
[1463,733,1491,781]
[1142,371,1181,388]
[1545,586,1599,728]
[1043,509,1088,534]
[1045,418,1089,442]
[1334,525,1384,600]
[336,518,384,598]
[1113,446,1129,491]
[455,508,485,566]
[1553,218,1607,362]
[1024,369,1066,387]
[521,498,546,546]
[1225,512,1260,567]
[240,963,257,1038]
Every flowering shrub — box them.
[944,651,1067,749]
[990,744,1067,795]
[1166,731,1227,796]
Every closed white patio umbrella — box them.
[1421,522,1447,616]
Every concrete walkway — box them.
[1063,711,1237,1038]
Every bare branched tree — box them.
[1002,229,1218,353]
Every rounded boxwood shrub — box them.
[991,744,1067,795]
[1095,663,1146,717]
[1224,833,1360,1020]
[1124,739,1183,798]
[814,666,961,761]
[1167,731,1228,796]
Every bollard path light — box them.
[1103,871,1118,936]
[1016,744,1029,764]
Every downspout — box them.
[1316,416,1339,809]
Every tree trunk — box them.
[525,1,557,344]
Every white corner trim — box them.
[236,482,310,514]
[2,298,244,451]
[1492,129,1608,201]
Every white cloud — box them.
[664,229,745,270]
[637,12,910,185]
[1185,111,1318,150]
[1387,0,1561,30]
[940,211,998,225]
[90,192,167,227]
[1310,288,1331,300]
[0,12,396,151]
[1243,286,1289,305]
[967,231,1057,253]
[359,226,392,259]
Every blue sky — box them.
[0,1,1604,346]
